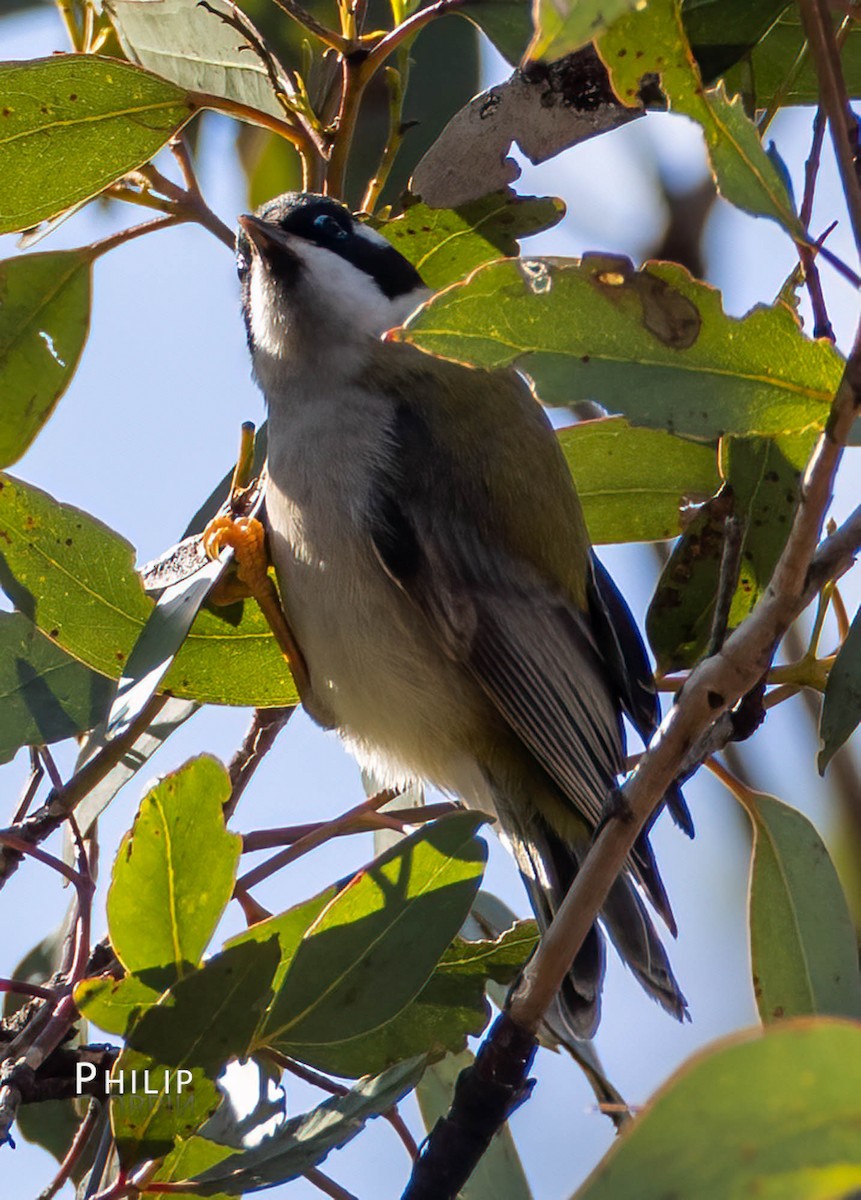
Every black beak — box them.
[238,213,301,284]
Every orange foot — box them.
[202,513,311,702]
[204,514,271,598]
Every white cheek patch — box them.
[249,257,290,359]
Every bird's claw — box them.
[203,514,271,601]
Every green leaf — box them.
[75,973,163,1037]
[722,10,861,108]
[399,257,842,440]
[0,610,112,765]
[107,756,240,983]
[598,0,801,236]
[74,697,199,837]
[106,0,289,120]
[457,0,534,63]
[293,921,538,1078]
[417,1050,534,1200]
[375,191,564,291]
[559,417,719,544]
[0,474,298,706]
[819,607,861,772]
[254,813,487,1062]
[126,939,281,1073]
[150,1136,234,1200]
[574,1020,861,1200]
[646,433,811,671]
[683,0,792,84]
[188,1058,427,1195]
[110,1050,221,1169]
[529,0,642,61]
[745,793,861,1023]
[0,56,195,234]
[0,249,92,467]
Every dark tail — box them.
[503,808,688,1039]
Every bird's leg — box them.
[203,514,312,701]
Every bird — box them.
[233,190,694,1038]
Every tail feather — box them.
[498,800,686,1035]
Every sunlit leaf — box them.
[398,257,842,440]
[252,813,487,1066]
[0,249,92,467]
[110,1050,221,1168]
[559,417,719,544]
[375,191,564,291]
[107,0,289,120]
[0,610,112,765]
[0,474,297,706]
[574,1021,861,1200]
[106,756,240,983]
[0,56,195,233]
[530,0,641,61]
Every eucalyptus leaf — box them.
[559,417,719,544]
[530,0,642,61]
[0,474,297,706]
[819,607,861,772]
[746,793,861,1023]
[574,1021,861,1200]
[188,1058,427,1194]
[457,0,533,64]
[0,610,112,765]
[107,0,289,121]
[0,249,92,467]
[291,921,537,1078]
[110,1050,221,1169]
[722,11,861,108]
[252,813,487,1064]
[399,257,842,440]
[107,756,240,983]
[598,0,801,236]
[150,1136,234,1200]
[0,56,195,233]
[375,191,564,291]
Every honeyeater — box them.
[234,192,693,1037]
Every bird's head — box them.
[237,193,429,380]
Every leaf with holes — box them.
[398,257,842,440]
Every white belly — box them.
[264,398,491,802]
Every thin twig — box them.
[37,1098,101,1200]
[235,789,399,892]
[225,707,295,820]
[0,693,169,891]
[241,802,457,851]
[274,1054,419,1160]
[303,1168,360,1200]
[13,750,44,822]
[798,0,861,254]
[89,215,187,260]
[0,978,56,1002]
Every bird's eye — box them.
[313,213,349,241]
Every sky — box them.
[1,7,860,1199]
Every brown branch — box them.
[224,706,295,820]
[798,0,861,255]
[235,788,400,893]
[0,693,169,892]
